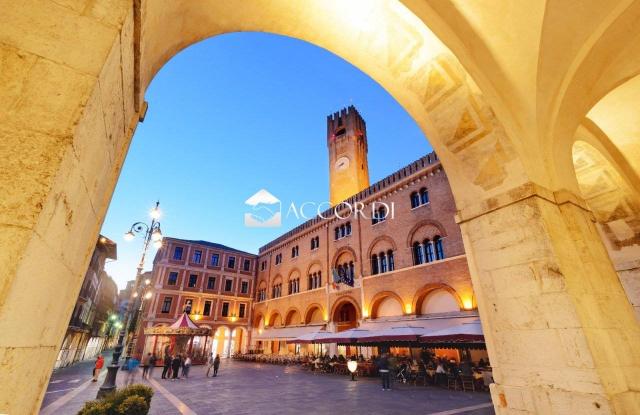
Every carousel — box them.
[144,313,211,363]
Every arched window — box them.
[334,228,339,240]
[410,192,420,208]
[434,236,444,260]
[379,252,387,273]
[371,254,379,275]
[424,239,434,263]
[372,206,387,225]
[348,261,355,279]
[378,206,387,222]
[387,250,395,271]
[413,242,424,265]
[346,222,352,235]
[340,225,346,238]
[420,187,429,205]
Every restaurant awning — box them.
[319,328,373,344]
[356,325,427,343]
[253,325,325,341]
[287,315,482,345]
[286,330,334,344]
[419,320,484,343]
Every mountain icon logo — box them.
[244,189,282,228]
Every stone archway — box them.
[412,283,463,316]
[303,303,325,325]
[368,291,406,319]
[331,297,360,332]
[284,307,303,326]
[2,1,640,414]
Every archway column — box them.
[0,6,135,412]
[458,182,640,414]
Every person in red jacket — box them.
[92,355,105,382]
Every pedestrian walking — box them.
[180,353,187,378]
[206,353,215,377]
[148,353,157,379]
[92,355,104,382]
[162,354,171,379]
[141,353,152,379]
[183,355,192,379]
[377,353,391,391]
[171,354,181,380]
[126,355,140,386]
[213,354,221,377]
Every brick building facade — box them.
[55,235,118,368]
[140,239,256,358]
[252,151,477,357]
[140,106,479,360]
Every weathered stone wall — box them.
[459,184,640,414]
[0,1,135,412]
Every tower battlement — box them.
[327,105,367,147]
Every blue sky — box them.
[102,33,431,289]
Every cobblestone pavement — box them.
[41,359,494,415]
[152,361,494,415]
[41,349,112,409]
[39,350,177,415]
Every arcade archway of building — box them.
[2,1,640,414]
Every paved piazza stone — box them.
[150,361,494,415]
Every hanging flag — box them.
[344,271,354,287]
[332,267,355,287]
[332,268,341,284]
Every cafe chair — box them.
[460,375,475,392]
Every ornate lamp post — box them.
[97,202,162,398]
[126,282,154,358]
[123,201,163,356]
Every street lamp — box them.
[347,359,358,381]
[98,201,163,398]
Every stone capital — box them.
[455,181,594,225]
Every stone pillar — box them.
[458,184,640,414]
[0,4,134,413]
[225,330,233,358]
[615,259,640,322]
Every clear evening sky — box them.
[101,33,431,289]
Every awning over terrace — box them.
[253,325,326,341]
[286,315,483,345]
[419,320,484,344]
[286,330,335,344]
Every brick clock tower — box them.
[327,106,370,206]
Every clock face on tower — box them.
[335,156,350,171]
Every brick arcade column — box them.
[458,184,640,414]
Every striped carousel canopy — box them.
[144,313,211,336]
